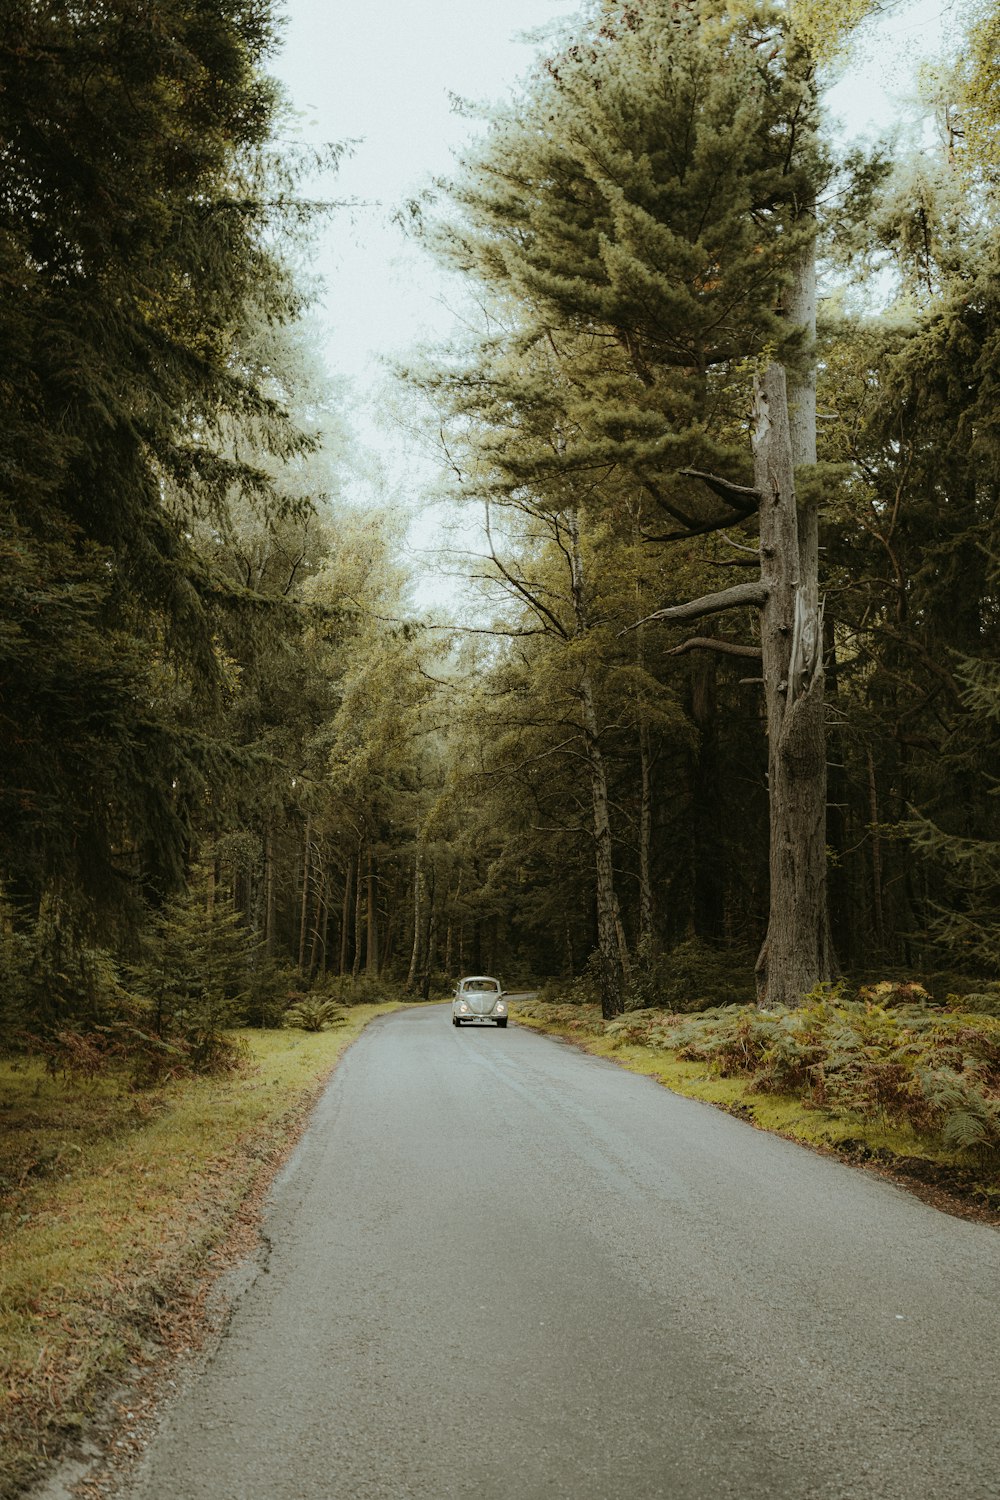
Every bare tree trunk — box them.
[407,849,422,991]
[420,861,437,999]
[298,814,312,973]
[638,713,654,948]
[366,847,379,977]
[690,647,724,940]
[752,358,832,1006]
[867,747,885,951]
[339,856,353,977]
[318,875,330,975]
[264,821,276,958]
[630,509,655,949]
[352,840,363,980]
[567,507,630,1017]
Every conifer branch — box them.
[677,469,762,509]
[640,473,761,543]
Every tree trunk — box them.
[366,847,379,977]
[352,840,363,980]
[867,746,885,952]
[264,821,276,958]
[339,856,353,977]
[420,861,437,999]
[318,873,330,975]
[638,713,654,949]
[406,849,422,991]
[298,814,312,973]
[824,616,851,967]
[752,359,832,1006]
[690,647,724,940]
[567,507,629,1017]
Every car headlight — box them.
[496,1002,506,1012]
[459,1002,470,1013]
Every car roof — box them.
[460,974,500,983]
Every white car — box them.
[452,975,508,1028]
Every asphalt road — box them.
[122,1005,1000,1500]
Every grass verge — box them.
[510,999,1000,1220]
[0,1003,402,1500]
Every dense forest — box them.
[2,0,999,1065]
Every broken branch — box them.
[622,580,769,632]
[664,637,763,660]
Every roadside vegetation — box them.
[2,0,1000,1486]
[0,1004,401,1500]
[512,986,1000,1208]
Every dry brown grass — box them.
[0,1005,402,1499]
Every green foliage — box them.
[244,960,303,1029]
[0,0,323,931]
[663,996,1000,1158]
[283,998,347,1032]
[626,938,757,1013]
[953,988,1000,1018]
[133,869,253,1065]
[0,894,127,1040]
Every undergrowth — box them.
[514,991,1000,1163]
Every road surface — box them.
[120,1004,1000,1499]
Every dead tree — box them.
[634,360,833,1006]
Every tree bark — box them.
[752,359,832,1006]
[339,856,353,977]
[406,849,422,991]
[638,710,654,950]
[298,814,312,973]
[690,647,724,940]
[352,840,363,980]
[867,747,885,952]
[264,821,276,958]
[567,508,630,1017]
[366,847,379,977]
[632,524,655,951]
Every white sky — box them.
[270,0,584,384]
[267,0,959,594]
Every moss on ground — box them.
[0,1004,402,1500]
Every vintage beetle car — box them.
[452,975,508,1028]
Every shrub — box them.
[951,986,1000,1017]
[646,938,756,1013]
[245,960,302,1028]
[668,997,1000,1158]
[856,979,933,1008]
[284,998,347,1032]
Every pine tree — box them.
[0,0,323,926]
[136,866,253,1057]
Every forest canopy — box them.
[1,0,998,1063]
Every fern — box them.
[284,999,347,1033]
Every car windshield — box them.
[464,980,498,992]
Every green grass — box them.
[0,1004,402,1499]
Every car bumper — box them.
[454,1014,505,1024]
